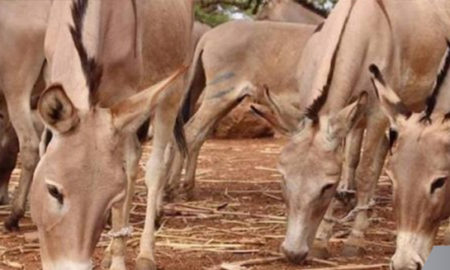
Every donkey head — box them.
[253,2,360,263]
[29,1,186,269]
[370,42,450,270]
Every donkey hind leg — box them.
[136,79,183,270]
[337,126,364,204]
[181,82,253,199]
[102,135,141,270]
[342,114,389,256]
[3,72,42,231]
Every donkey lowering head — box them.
[370,41,450,270]
[30,1,186,269]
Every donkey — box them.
[29,1,193,270]
[256,0,327,24]
[256,0,449,264]
[369,51,450,270]
[165,20,316,199]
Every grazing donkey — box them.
[257,0,450,264]
[29,0,193,270]
[370,53,450,270]
[166,20,316,199]
[0,0,52,230]
[256,0,327,24]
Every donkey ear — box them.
[369,64,410,126]
[111,66,188,133]
[251,104,291,136]
[327,91,368,141]
[38,84,80,134]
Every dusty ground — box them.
[0,138,447,270]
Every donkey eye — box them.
[47,184,64,204]
[431,177,447,195]
[320,183,335,196]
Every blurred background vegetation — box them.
[195,0,338,26]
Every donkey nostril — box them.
[416,262,422,270]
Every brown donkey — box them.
[370,47,450,270]
[167,20,316,199]
[30,0,193,269]
[257,0,450,264]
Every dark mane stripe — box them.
[305,0,355,123]
[421,40,450,123]
[69,0,103,106]
[294,0,328,18]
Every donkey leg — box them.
[343,115,389,256]
[337,126,364,203]
[2,67,43,231]
[163,143,183,202]
[182,82,252,198]
[136,81,183,270]
[104,135,141,270]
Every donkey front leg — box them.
[337,126,364,203]
[136,81,183,270]
[343,114,389,256]
[182,82,253,199]
[103,135,141,270]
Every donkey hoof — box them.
[136,257,157,270]
[4,215,20,232]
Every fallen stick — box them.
[219,256,284,269]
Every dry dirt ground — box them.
[0,138,447,270]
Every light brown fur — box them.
[264,0,449,264]
[371,60,450,269]
[0,0,51,231]
[29,1,194,270]
[168,20,315,199]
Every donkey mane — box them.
[421,40,450,123]
[293,0,328,18]
[69,0,103,106]
[304,1,354,123]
